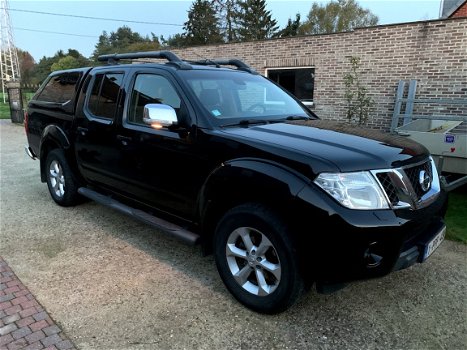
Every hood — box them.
[220,120,429,173]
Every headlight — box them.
[314,171,389,210]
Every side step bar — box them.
[78,187,200,245]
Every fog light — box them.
[364,242,383,268]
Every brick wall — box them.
[451,1,467,18]
[172,18,467,131]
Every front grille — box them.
[373,159,438,209]
[404,161,432,199]
[376,173,399,206]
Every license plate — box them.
[422,226,446,261]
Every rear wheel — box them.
[45,149,80,206]
[214,203,303,313]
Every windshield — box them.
[180,69,310,124]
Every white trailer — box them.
[391,80,467,191]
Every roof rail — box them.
[97,51,191,69]
[190,59,257,74]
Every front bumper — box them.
[392,219,446,271]
[295,184,449,285]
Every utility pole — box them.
[0,0,21,103]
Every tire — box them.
[45,149,80,207]
[214,203,303,314]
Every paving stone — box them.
[43,325,61,336]
[11,326,32,340]
[41,334,62,348]
[2,313,20,325]
[30,320,49,332]
[6,337,28,350]
[0,322,17,336]
[0,334,14,346]
[16,316,35,328]
[24,342,45,350]
[0,259,74,349]
[0,294,14,303]
[25,330,46,344]
[23,341,45,350]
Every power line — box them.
[4,7,184,27]
[14,27,97,38]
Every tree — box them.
[275,13,301,38]
[161,34,188,48]
[211,0,240,42]
[236,0,278,41]
[50,56,81,72]
[94,31,111,58]
[32,49,89,83]
[184,0,223,46]
[17,49,36,85]
[343,56,374,125]
[64,49,90,67]
[92,26,160,59]
[300,0,378,35]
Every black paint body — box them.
[26,63,448,285]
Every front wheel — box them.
[45,149,80,206]
[214,203,303,314]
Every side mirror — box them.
[143,104,178,128]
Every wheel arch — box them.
[197,158,310,254]
[39,125,71,182]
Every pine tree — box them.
[184,0,223,45]
[275,13,301,38]
[236,0,278,41]
[211,0,240,42]
[92,27,160,59]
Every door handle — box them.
[116,135,132,146]
[77,127,88,136]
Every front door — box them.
[113,69,202,219]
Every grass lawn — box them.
[0,102,9,119]
[445,185,467,244]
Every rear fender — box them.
[39,125,71,182]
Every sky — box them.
[7,0,444,61]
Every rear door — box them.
[74,69,127,189]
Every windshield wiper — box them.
[221,119,278,128]
[284,115,311,121]
[221,116,310,128]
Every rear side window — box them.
[36,72,81,104]
[87,73,124,119]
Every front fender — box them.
[197,158,311,236]
[201,157,310,202]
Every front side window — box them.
[180,70,309,122]
[87,73,124,119]
[128,74,181,125]
[36,72,82,104]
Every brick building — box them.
[441,0,467,19]
[173,17,467,131]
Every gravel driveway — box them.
[1,119,466,350]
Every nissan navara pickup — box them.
[25,51,448,313]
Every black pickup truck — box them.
[25,51,448,313]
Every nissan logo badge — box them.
[419,170,431,192]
